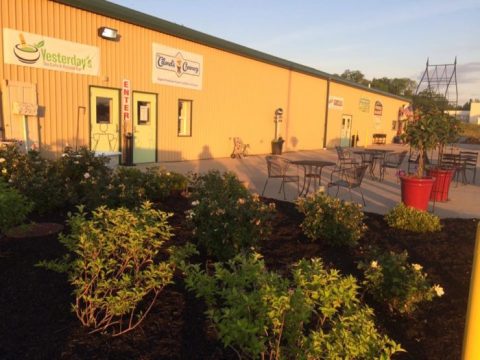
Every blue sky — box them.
[110,0,480,105]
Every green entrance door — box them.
[340,115,352,147]
[133,92,157,164]
[90,87,120,153]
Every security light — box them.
[98,27,119,41]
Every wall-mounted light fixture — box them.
[98,27,119,41]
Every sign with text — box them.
[12,102,38,116]
[328,96,344,110]
[122,79,131,124]
[3,28,99,76]
[359,98,370,112]
[152,43,203,90]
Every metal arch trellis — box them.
[415,57,458,108]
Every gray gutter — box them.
[52,0,410,103]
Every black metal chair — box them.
[335,146,359,169]
[380,150,408,181]
[261,156,299,200]
[440,153,465,185]
[327,164,368,206]
[460,151,478,184]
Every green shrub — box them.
[385,203,442,233]
[296,192,367,247]
[38,202,180,336]
[183,252,403,359]
[186,170,275,260]
[0,145,64,213]
[54,146,112,209]
[0,179,33,234]
[358,250,444,314]
[106,167,188,208]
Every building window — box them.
[178,99,192,136]
[392,120,397,130]
[96,97,112,124]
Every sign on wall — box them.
[122,79,131,124]
[328,96,344,110]
[374,101,383,116]
[3,28,100,76]
[359,98,370,112]
[152,43,203,90]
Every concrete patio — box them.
[145,144,480,219]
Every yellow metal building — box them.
[0,0,410,163]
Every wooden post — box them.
[462,223,480,359]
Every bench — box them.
[372,133,387,145]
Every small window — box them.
[178,99,192,137]
[392,120,397,130]
[137,101,150,125]
[96,97,111,124]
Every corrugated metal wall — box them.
[328,82,408,147]
[0,0,407,162]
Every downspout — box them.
[322,78,331,148]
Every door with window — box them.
[340,115,352,147]
[90,87,120,153]
[133,91,157,163]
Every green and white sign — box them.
[3,28,100,76]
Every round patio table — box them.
[291,160,336,196]
[353,149,394,180]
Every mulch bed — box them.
[0,195,477,359]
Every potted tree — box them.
[400,114,439,210]
[426,113,461,202]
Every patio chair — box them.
[379,150,408,181]
[261,155,299,200]
[460,151,478,184]
[327,164,368,206]
[440,153,465,185]
[230,137,249,158]
[335,146,359,169]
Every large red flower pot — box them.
[400,176,435,211]
[427,168,455,202]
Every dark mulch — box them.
[0,195,477,359]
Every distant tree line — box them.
[336,69,475,110]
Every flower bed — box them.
[0,193,477,359]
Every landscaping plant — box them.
[358,250,444,314]
[38,202,181,336]
[186,170,275,260]
[0,179,33,234]
[385,203,442,233]
[183,252,403,359]
[55,146,112,209]
[0,144,64,213]
[296,192,367,247]
[106,167,188,208]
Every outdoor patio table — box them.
[291,160,336,196]
[353,149,394,180]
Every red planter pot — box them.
[400,176,435,211]
[427,168,455,202]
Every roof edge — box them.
[52,0,410,103]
